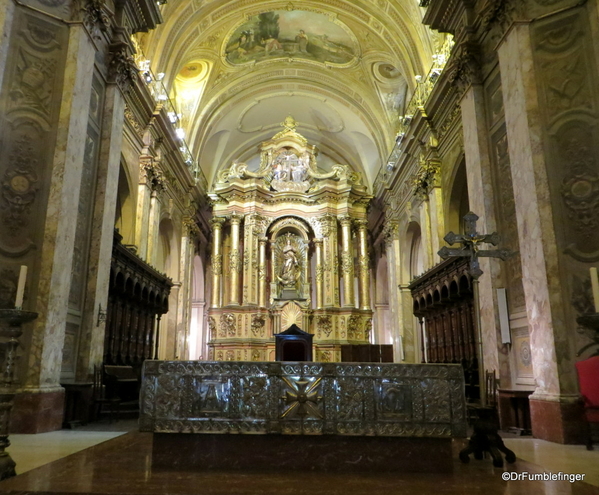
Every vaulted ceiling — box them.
[137,0,439,191]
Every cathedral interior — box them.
[1,0,599,492]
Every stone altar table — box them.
[140,361,467,472]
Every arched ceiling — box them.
[137,0,439,191]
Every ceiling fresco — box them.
[137,1,439,191]
[224,10,358,66]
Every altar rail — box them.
[140,361,467,438]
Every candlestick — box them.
[590,267,599,313]
[14,265,27,309]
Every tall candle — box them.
[591,267,599,313]
[15,265,27,309]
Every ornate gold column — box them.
[258,237,267,308]
[355,220,371,311]
[314,238,324,309]
[228,214,242,306]
[339,216,355,308]
[210,217,225,308]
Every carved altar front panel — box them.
[140,360,467,438]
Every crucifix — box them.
[438,211,513,406]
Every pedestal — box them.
[0,309,38,480]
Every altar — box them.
[140,360,467,472]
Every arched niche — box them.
[446,157,470,235]
[157,218,175,275]
[115,161,136,245]
[267,216,313,301]
[403,221,424,280]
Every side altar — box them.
[141,360,467,472]
[207,117,373,363]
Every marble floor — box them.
[0,427,597,495]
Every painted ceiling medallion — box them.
[224,10,357,66]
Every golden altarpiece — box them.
[207,118,373,362]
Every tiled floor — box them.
[0,427,598,494]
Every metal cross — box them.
[437,211,514,407]
[438,212,513,279]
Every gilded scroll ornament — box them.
[316,315,332,337]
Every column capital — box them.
[446,41,482,94]
[258,236,268,244]
[313,238,324,245]
[354,219,369,231]
[229,212,243,225]
[338,215,353,227]
[210,216,226,229]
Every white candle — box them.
[591,267,599,313]
[15,265,27,309]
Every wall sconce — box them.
[97,304,107,327]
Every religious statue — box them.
[275,233,305,299]
[278,237,300,288]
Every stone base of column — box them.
[529,395,586,444]
[10,388,65,434]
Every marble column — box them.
[258,237,267,308]
[8,21,96,433]
[75,81,126,381]
[314,239,324,310]
[459,83,502,377]
[227,214,242,306]
[428,183,445,262]
[134,158,153,259]
[384,223,403,361]
[176,229,194,359]
[497,11,596,442]
[355,220,371,311]
[146,189,160,266]
[339,216,355,308]
[0,0,15,90]
[420,200,435,267]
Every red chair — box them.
[575,356,599,450]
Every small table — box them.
[498,389,533,435]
